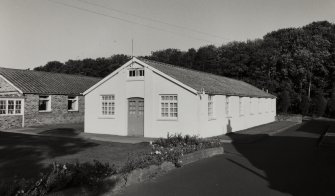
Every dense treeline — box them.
[34,54,131,78]
[34,21,335,117]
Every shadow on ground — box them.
[227,120,335,196]
[39,128,82,136]
[0,132,97,182]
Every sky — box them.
[0,0,335,69]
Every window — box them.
[129,69,144,78]
[0,99,23,115]
[68,96,78,111]
[15,100,22,114]
[0,100,6,114]
[160,95,178,119]
[208,95,214,119]
[101,95,115,116]
[239,97,244,116]
[8,100,14,114]
[39,96,51,111]
[225,96,230,117]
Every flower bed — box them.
[1,134,223,196]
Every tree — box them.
[300,95,311,116]
[311,92,327,117]
[279,90,291,113]
[327,90,335,117]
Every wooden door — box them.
[128,98,144,136]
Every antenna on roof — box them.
[131,38,134,58]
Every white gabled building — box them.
[84,57,276,138]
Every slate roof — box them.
[141,58,275,98]
[0,67,101,95]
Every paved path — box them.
[117,121,335,196]
[0,123,153,144]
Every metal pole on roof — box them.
[131,38,134,58]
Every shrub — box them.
[120,134,222,173]
[327,91,335,117]
[279,90,291,113]
[311,92,327,117]
[1,160,117,196]
[300,95,310,116]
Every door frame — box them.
[127,97,144,137]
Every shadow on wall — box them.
[227,119,232,133]
[226,120,335,196]
[0,132,98,183]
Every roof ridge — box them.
[0,66,101,80]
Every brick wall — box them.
[24,94,85,127]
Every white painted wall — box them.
[85,61,277,138]
[85,62,200,138]
[198,95,276,137]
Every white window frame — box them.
[159,94,178,120]
[0,98,24,116]
[39,95,51,112]
[208,95,215,120]
[100,95,115,118]
[128,68,144,79]
[68,96,79,111]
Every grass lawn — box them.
[0,131,150,184]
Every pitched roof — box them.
[0,67,101,95]
[140,58,275,98]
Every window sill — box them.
[157,118,178,121]
[0,113,23,116]
[127,77,144,81]
[68,110,79,112]
[98,116,115,119]
[39,110,52,113]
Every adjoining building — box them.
[84,58,276,138]
[0,67,100,130]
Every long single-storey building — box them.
[0,67,100,130]
[84,57,276,138]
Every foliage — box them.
[300,95,311,116]
[327,91,335,117]
[34,54,131,77]
[121,134,222,173]
[0,160,116,196]
[34,21,335,116]
[310,92,327,117]
[279,90,291,113]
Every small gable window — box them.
[68,96,78,111]
[129,69,144,78]
[39,96,51,112]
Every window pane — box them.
[39,100,48,111]
[15,100,21,114]
[0,100,6,114]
